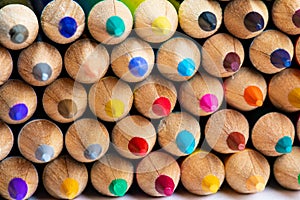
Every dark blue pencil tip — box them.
[244,12,264,32]
[270,49,291,68]
[198,11,217,31]
[106,16,125,37]
[177,58,195,76]
[84,144,102,160]
[35,145,54,162]
[59,16,77,38]
[128,57,148,77]
[9,103,28,121]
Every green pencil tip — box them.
[106,16,125,37]
[275,136,293,154]
[109,179,128,196]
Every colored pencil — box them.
[133,75,177,119]
[0,122,13,161]
[40,0,85,44]
[225,149,270,194]
[136,151,180,197]
[181,150,225,195]
[157,112,201,156]
[224,67,267,111]
[178,0,222,39]
[251,112,295,157]
[205,109,249,154]
[18,119,63,163]
[0,156,38,200]
[120,0,178,43]
[0,0,38,50]
[224,0,268,39]
[272,0,300,35]
[156,37,201,81]
[112,115,156,159]
[201,33,244,77]
[91,153,134,197]
[65,118,110,163]
[88,76,133,122]
[178,72,224,116]
[87,0,133,45]
[274,146,300,190]
[249,30,293,74]
[0,79,37,124]
[64,38,109,84]
[17,41,62,86]
[111,37,154,82]
[0,46,13,86]
[42,78,87,123]
[42,155,88,199]
[269,68,300,112]
[295,35,300,65]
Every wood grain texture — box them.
[0,46,12,86]
[0,122,13,161]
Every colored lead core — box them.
[61,178,79,199]
[128,57,148,77]
[175,130,196,154]
[244,86,263,107]
[128,137,148,156]
[199,94,218,113]
[58,99,78,119]
[246,175,265,192]
[298,174,300,185]
[227,132,246,151]
[105,99,125,118]
[106,16,125,37]
[109,179,128,196]
[198,11,217,31]
[8,178,28,200]
[177,58,195,77]
[275,136,293,154]
[270,49,291,68]
[223,52,241,72]
[155,175,175,196]
[288,88,300,108]
[292,9,300,28]
[9,24,29,44]
[151,16,171,35]
[244,12,264,32]
[35,145,54,162]
[152,97,171,117]
[9,103,28,121]
[201,175,220,193]
[84,144,102,160]
[58,17,77,38]
[32,63,52,81]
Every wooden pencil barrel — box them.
[0,122,13,161]
[0,46,13,86]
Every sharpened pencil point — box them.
[244,86,264,107]
[275,136,293,154]
[152,16,171,35]
[8,178,28,200]
[59,17,77,38]
[128,137,148,156]
[177,58,195,76]
[270,49,291,69]
[198,11,217,31]
[293,10,300,28]
[9,24,29,44]
[202,175,220,193]
[199,94,218,113]
[109,179,128,196]
[129,57,148,77]
[9,103,28,121]
[152,97,171,117]
[244,12,264,32]
[106,16,125,37]
[155,175,175,196]
[61,178,79,199]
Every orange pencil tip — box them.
[244,86,264,107]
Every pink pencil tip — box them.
[199,94,219,113]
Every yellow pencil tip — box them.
[246,176,265,192]
[105,99,125,118]
[61,178,79,199]
[152,16,171,35]
[201,175,220,194]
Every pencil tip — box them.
[33,63,52,81]
[198,11,217,31]
[199,94,219,113]
[298,174,300,185]
[152,97,171,117]
[8,178,28,200]
[128,56,148,77]
[35,145,54,162]
[84,144,102,160]
[155,175,175,196]
[9,103,28,121]
[246,175,266,192]
[201,175,220,194]
[244,12,264,32]
[59,17,77,38]
[9,24,28,44]
[177,58,196,77]
[128,137,148,156]
[270,49,291,68]
[152,16,171,35]
[176,130,196,154]
[292,10,300,28]
[58,99,78,119]
[275,136,293,154]
[109,179,128,196]
[106,16,125,37]
[105,99,125,119]
[244,86,264,107]
[61,178,79,199]
[223,52,241,72]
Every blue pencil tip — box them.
[176,130,196,154]
[244,12,264,32]
[84,144,102,160]
[9,103,28,121]
[59,16,77,38]
[128,57,148,77]
[271,49,291,69]
[35,145,54,162]
[275,136,293,154]
[177,58,195,77]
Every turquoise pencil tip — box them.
[177,58,195,76]
[106,16,125,37]
[176,130,196,154]
[275,136,293,154]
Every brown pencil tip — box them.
[58,99,77,119]
[227,132,246,151]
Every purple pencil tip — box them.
[8,177,28,200]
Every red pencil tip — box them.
[155,175,175,196]
[227,132,246,151]
[128,137,149,156]
[152,97,171,117]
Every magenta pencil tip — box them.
[199,94,219,113]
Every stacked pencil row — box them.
[0,0,300,199]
